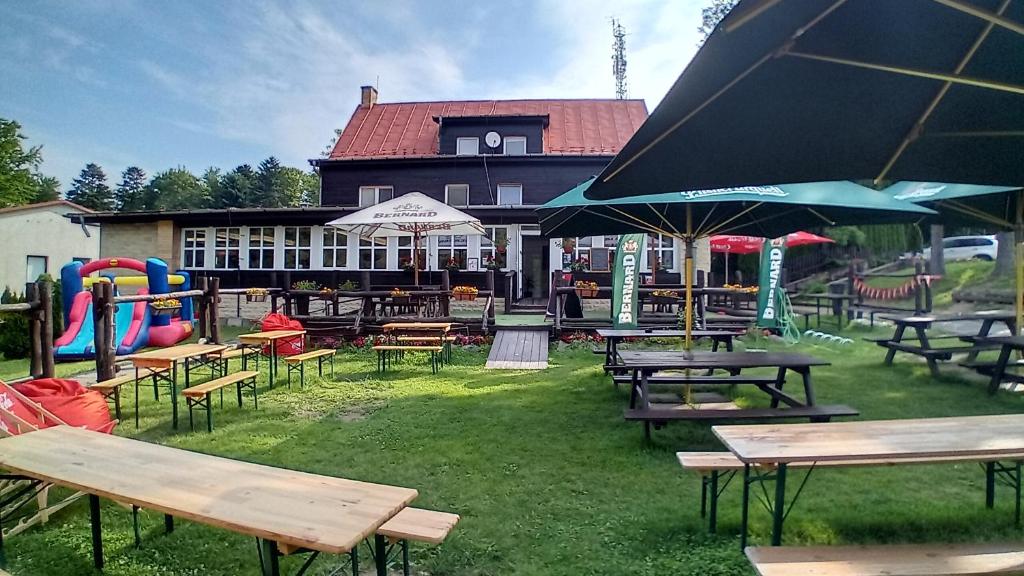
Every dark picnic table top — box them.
[616,350,830,370]
[881,310,1015,325]
[596,329,743,339]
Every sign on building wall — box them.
[612,234,646,329]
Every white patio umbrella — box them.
[326,192,485,286]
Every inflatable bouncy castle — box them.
[54,257,194,360]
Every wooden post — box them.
[504,272,513,314]
[440,270,451,317]
[91,283,104,380]
[39,280,55,379]
[92,283,116,382]
[196,276,209,341]
[209,277,221,344]
[26,282,42,379]
[914,260,924,314]
[486,270,496,319]
[360,271,371,290]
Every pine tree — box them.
[698,0,739,46]
[256,156,289,207]
[33,175,61,203]
[66,163,114,211]
[212,164,256,208]
[114,166,148,211]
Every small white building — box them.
[0,201,100,292]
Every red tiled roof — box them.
[328,99,649,160]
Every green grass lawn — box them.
[4,328,1024,575]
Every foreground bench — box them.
[182,370,258,432]
[377,507,460,575]
[745,543,1024,576]
[678,449,1023,534]
[373,345,445,374]
[283,349,335,388]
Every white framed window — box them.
[652,234,675,271]
[479,226,508,269]
[247,227,275,269]
[26,255,47,283]
[497,183,523,206]
[437,234,468,270]
[283,226,311,269]
[358,185,394,207]
[397,236,426,271]
[322,228,348,269]
[182,229,207,268]
[214,227,240,269]
[456,137,479,156]
[445,184,470,207]
[503,136,526,156]
[359,237,388,270]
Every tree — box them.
[33,175,61,203]
[993,231,1016,277]
[929,224,945,275]
[0,118,44,208]
[279,167,320,206]
[66,163,114,211]
[211,164,256,208]
[114,166,148,211]
[145,167,209,210]
[255,156,290,207]
[698,0,739,45]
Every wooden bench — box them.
[181,371,259,432]
[745,542,1024,576]
[283,349,335,388]
[626,404,859,441]
[377,507,460,575]
[396,335,456,363]
[611,374,780,387]
[205,345,260,377]
[373,345,445,374]
[89,368,169,419]
[680,449,1024,534]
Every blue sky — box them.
[1,0,704,188]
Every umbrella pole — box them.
[684,206,694,405]
[413,231,420,287]
[1017,191,1023,337]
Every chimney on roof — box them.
[360,85,378,108]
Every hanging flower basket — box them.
[245,288,269,303]
[149,298,182,317]
[318,289,334,301]
[574,281,599,298]
[650,289,679,305]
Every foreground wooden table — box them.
[128,343,228,429]
[714,414,1024,548]
[238,330,306,387]
[0,426,417,575]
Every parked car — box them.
[920,235,998,262]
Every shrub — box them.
[0,288,31,359]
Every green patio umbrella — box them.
[583,0,1024,201]
[886,181,1024,333]
[539,178,935,347]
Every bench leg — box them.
[132,505,141,548]
[740,464,750,550]
[990,345,1013,394]
[402,539,410,576]
[206,393,213,433]
[883,325,906,365]
[374,533,388,576]
[112,387,122,420]
[300,362,305,389]
[709,470,719,534]
[188,398,194,432]
[257,538,280,576]
[700,475,708,519]
[165,514,174,534]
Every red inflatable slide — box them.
[260,313,305,356]
[0,379,116,435]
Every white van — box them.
[921,235,998,262]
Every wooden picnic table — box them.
[596,329,743,374]
[127,343,228,430]
[238,330,306,388]
[791,293,858,329]
[713,414,1024,548]
[0,426,417,575]
[970,335,1024,394]
[875,310,1015,376]
[616,350,853,439]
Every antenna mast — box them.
[611,18,627,99]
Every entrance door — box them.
[520,236,549,301]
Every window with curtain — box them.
[248,227,275,269]
[283,227,311,269]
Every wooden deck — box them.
[485,329,549,370]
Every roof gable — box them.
[328,99,648,160]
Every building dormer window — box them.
[358,186,394,207]
[503,136,526,156]
[456,137,479,156]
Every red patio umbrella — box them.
[711,232,834,281]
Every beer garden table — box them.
[237,330,307,388]
[127,343,228,429]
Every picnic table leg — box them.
[987,462,997,509]
[799,367,816,406]
[628,370,639,409]
[165,514,174,534]
[916,326,941,377]
[172,361,180,430]
[89,494,104,569]
[989,344,1013,395]
[769,367,786,408]
[740,464,751,550]
[968,319,996,363]
[257,538,280,576]
[883,324,907,365]
[640,370,651,410]
[709,470,719,534]
[134,366,141,428]
[374,533,388,576]
[270,339,278,389]
[771,463,787,546]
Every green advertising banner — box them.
[612,234,646,328]
[756,237,788,330]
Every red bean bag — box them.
[259,313,305,356]
[12,378,116,434]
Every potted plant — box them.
[290,280,319,316]
[443,256,461,273]
[400,257,416,274]
[389,287,411,306]
[569,256,590,272]
[574,280,599,298]
[149,297,182,317]
[339,280,358,291]
[452,285,478,301]
[245,288,269,303]
[650,289,679,305]
[484,254,503,271]
[494,238,508,255]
